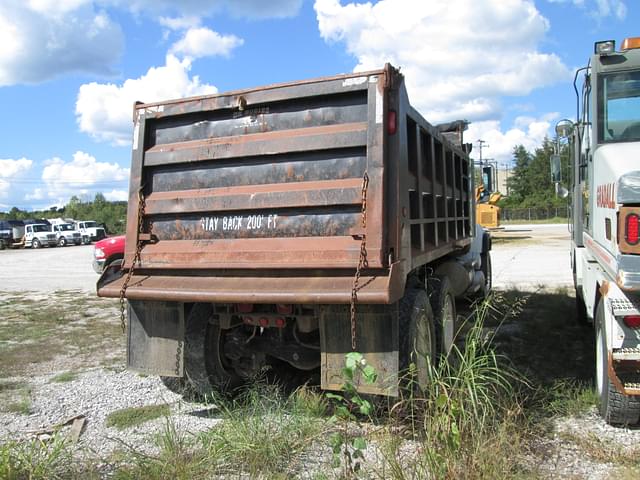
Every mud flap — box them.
[320,305,398,396]
[127,300,184,377]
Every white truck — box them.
[73,220,106,244]
[560,36,640,425]
[24,223,57,248]
[49,219,83,246]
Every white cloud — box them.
[169,27,243,59]
[466,113,559,166]
[37,151,129,204]
[0,158,34,199]
[158,15,201,31]
[76,54,218,146]
[314,0,572,124]
[104,189,129,201]
[547,0,626,19]
[26,0,92,16]
[0,1,123,86]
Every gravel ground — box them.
[2,228,640,478]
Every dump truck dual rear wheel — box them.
[181,303,245,398]
[427,275,457,358]
[595,299,640,426]
[399,288,436,392]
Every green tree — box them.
[501,138,570,209]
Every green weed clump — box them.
[116,383,329,480]
[51,371,78,383]
[106,404,171,430]
[379,297,529,479]
[0,434,71,480]
[199,383,328,477]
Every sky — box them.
[0,0,636,211]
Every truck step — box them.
[623,382,640,395]
[609,297,640,316]
[613,348,640,361]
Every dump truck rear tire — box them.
[183,303,244,398]
[399,288,436,392]
[427,275,457,358]
[595,299,640,426]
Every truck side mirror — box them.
[555,119,574,139]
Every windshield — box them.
[598,70,640,143]
[33,225,49,233]
[84,221,98,228]
[59,224,74,231]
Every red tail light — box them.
[623,315,640,328]
[259,317,270,327]
[275,317,286,328]
[388,110,397,135]
[626,214,640,245]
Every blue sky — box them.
[0,0,636,211]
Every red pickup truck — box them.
[92,235,125,273]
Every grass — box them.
[114,384,330,479]
[0,434,73,480]
[0,292,122,377]
[0,289,622,478]
[373,296,529,479]
[5,388,32,415]
[106,404,172,430]
[50,371,78,383]
[200,384,328,477]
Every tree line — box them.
[499,137,570,209]
[0,193,127,235]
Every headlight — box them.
[94,247,105,259]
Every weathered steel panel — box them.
[138,71,379,120]
[127,300,184,377]
[148,209,360,240]
[320,305,399,396]
[151,94,367,146]
[149,148,366,193]
[144,179,363,215]
[143,123,368,167]
[99,264,403,304]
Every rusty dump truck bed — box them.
[98,65,473,304]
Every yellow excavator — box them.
[476,168,502,229]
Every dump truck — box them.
[97,64,491,397]
[558,37,640,425]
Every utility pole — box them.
[476,139,488,165]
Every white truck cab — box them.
[24,223,57,249]
[560,37,640,426]
[51,223,83,246]
[74,220,106,244]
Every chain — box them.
[175,339,183,376]
[350,172,369,351]
[119,187,147,334]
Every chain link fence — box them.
[501,206,569,222]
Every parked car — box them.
[93,235,125,273]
